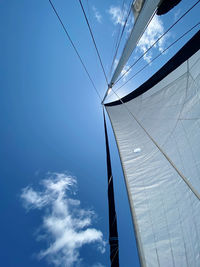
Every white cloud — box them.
[108,6,127,26]
[21,172,106,267]
[137,15,167,63]
[174,9,181,21]
[114,59,130,81]
[93,6,102,23]
[121,64,131,81]
[108,5,134,40]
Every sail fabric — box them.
[105,31,200,267]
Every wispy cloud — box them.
[93,6,102,23]
[137,15,167,63]
[108,5,134,38]
[174,9,181,22]
[21,172,105,267]
[108,6,127,26]
[114,59,130,81]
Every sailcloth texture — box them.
[105,31,200,267]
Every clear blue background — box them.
[0,0,199,266]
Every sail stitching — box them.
[108,87,200,201]
[129,99,178,267]
[179,63,200,179]
[173,61,200,260]
[161,61,191,266]
[139,161,161,266]
[173,132,200,263]
[158,180,176,266]
[188,70,200,104]
[106,108,147,267]
[142,72,188,103]
[180,120,200,179]
[108,57,199,264]
[172,133,191,267]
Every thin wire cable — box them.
[78,0,109,86]
[108,7,157,92]
[109,2,133,77]
[106,84,200,201]
[109,0,126,77]
[113,0,126,50]
[48,0,102,101]
[112,23,200,95]
[114,0,200,85]
[86,0,92,25]
[109,0,132,72]
[114,0,127,46]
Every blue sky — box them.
[0,0,199,266]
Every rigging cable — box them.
[109,0,126,77]
[109,1,133,77]
[78,0,109,86]
[48,0,102,101]
[78,2,120,263]
[86,0,91,20]
[113,0,126,52]
[104,30,200,202]
[114,0,200,86]
[110,22,200,96]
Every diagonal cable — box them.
[111,23,200,95]
[109,0,126,77]
[109,2,133,77]
[114,0,200,85]
[78,0,109,86]
[48,0,102,101]
[106,79,200,202]
[104,28,200,201]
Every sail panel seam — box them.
[105,30,200,106]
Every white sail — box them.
[105,32,200,266]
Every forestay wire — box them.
[109,0,127,76]
[108,84,200,202]
[48,0,102,101]
[109,1,133,77]
[78,0,109,86]
[105,30,200,202]
[113,0,200,87]
[111,22,200,95]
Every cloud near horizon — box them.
[21,172,106,267]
